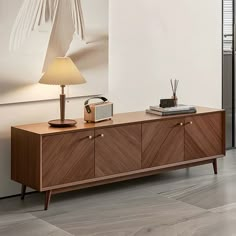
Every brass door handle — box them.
[186,121,193,125]
[177,122,184,126]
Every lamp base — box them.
[48,119,77,128]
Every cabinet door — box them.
[95,124,141,177]
[185,113,224,160]
[42,130,94,188]
[142,119,185,168]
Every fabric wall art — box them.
[0,0,109,104]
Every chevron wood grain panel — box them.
[42,130,95,188]
[95,124,142,177]
[185,112,224,161]
[142,119,185,168]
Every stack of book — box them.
[146,105,197,116]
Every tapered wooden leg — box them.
[21,185,26,200]
[44,190,52,210]
[213,159,218,175]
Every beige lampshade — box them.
[39,57,86,85]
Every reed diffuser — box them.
[170,79,179,106]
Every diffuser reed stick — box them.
[170,79,179,106]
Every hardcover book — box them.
[150,104,196,112]
[146,108,197,116]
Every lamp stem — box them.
[60,85,66,122]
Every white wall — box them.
[0,0,222,197]
[109,0,222,113]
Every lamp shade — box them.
[39,57,86,85]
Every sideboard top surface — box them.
[12,106,224,135]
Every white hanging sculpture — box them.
[71,0,85,40]
[9,0,85,71]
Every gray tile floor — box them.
[1,150,236,235]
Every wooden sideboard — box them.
[11,107,225,210]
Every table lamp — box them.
[39,57,86,127]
